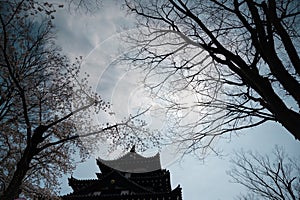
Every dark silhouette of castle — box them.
[62,146,183,200]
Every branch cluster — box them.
[122,0,300,154]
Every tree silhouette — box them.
[228,146,300,200]
[0,1,152,199]
[123,0,300,153]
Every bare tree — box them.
[0,1,153,199]
[122,0,300,154]
[65,0,102,13]
[228,146,300,200]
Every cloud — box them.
[53,1,300,199]
[54,0,134,58]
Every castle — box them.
[62,146,183,200]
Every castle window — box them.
[121,190,129,195]
[93,191,101,195]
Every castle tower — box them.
[62,146,183,200]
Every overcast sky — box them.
[53,1,300,199]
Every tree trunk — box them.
[256,77,300,141]
[276,108,300,141]
[0,154,31,200]
[0,127,47,200]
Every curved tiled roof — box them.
[61,147,183,200]
[97,151,161,173]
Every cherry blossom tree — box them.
[0,1,152,199]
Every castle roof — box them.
[96,149,161,173]
[62,147,183,200]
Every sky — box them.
[53,1,300,199]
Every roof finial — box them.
[130,145,136,153]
